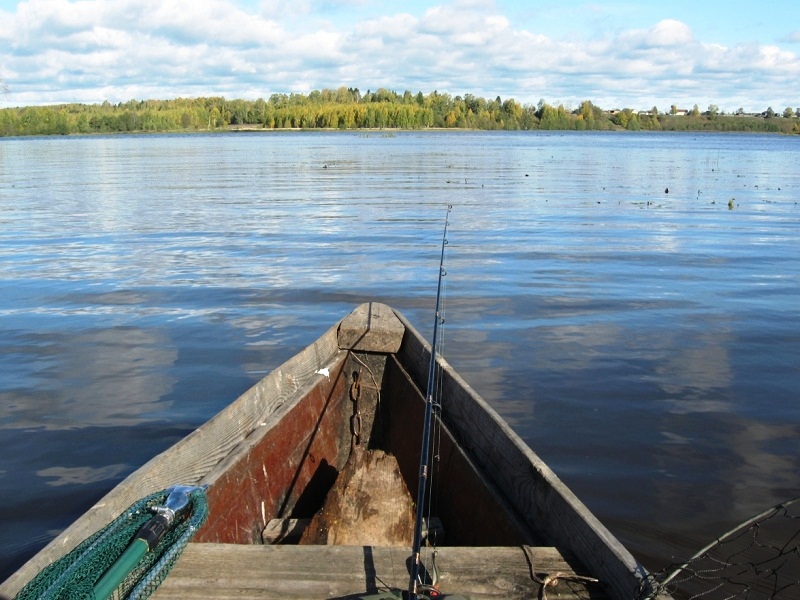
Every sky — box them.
[0,0,799,112]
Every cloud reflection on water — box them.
[37,464,129,487]
[0,326,177,430]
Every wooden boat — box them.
[1,302,658,600]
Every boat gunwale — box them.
[392,307,654,600]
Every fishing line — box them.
[430,238,448,537]
[408,204,452,600]
[424,233,448,570]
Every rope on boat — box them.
[521,545,601,600]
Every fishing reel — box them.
[415,583,442,599]
[415,589,470,600]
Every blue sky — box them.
[1,0,798,112]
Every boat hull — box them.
[1,303,657,600]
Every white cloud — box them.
[647,19,694,47]
[0,0,798,112]
[137,0,283,47]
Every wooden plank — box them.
[298,447,415,546]
[263,519,311,544]
[151,544,608,599]
[338,302,405,353]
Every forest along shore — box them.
[2,89,799,136]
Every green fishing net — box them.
[14,487,208,600]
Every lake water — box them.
[1,130,798,582]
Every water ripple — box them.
[1,131,798,578]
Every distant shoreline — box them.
[1,127,793,139]
[2,91,797,137]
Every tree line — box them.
[1,88,798,136]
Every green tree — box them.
[643,107,661,130]
[613,108,640,130]
[539,103,571,129]
[209,106,222,128]
[578,100,596,122]
[501,98,523,127]
[425,91,453,127]
[783,107,794,118]
[373,88,396,103]
[463,93,480,115]
[691,104,700,117]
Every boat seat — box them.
[150,543,608,599]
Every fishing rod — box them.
[409,204,452,600]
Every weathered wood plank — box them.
[263,519,311,544]
[299,447,415,546]
[338,302,405,353]
[151,544,608,599]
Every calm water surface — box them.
[1,131,798,580]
